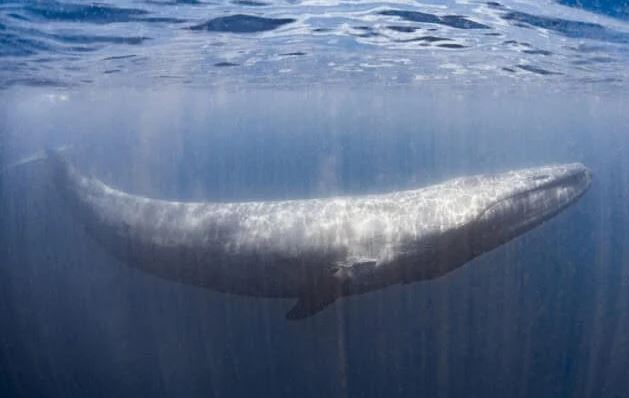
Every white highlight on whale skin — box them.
[49,154,591,319]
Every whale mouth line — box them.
[476,165,591,232]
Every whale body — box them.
[48,154,591,319]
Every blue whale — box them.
[46,153,591,319]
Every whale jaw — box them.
[468,163,592,255]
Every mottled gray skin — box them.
[49,154,591,319]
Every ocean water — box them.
[1,1,629,398]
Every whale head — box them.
[390,163,592,284]
[339,163,592,291]
[465,163,592,249]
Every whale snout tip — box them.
[548,162,591,187]
[569,162,592,190]
[582,164,593,185]
[570,162,590,175]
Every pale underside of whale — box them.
[47,154,591,319]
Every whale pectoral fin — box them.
[285,263,348,320]
[286,293,337,320]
